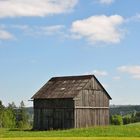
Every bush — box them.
[2,109,16,128]
[129,112,140,123]
[0,100,31,129]
[123,116,131,125]
[110,115,123,125]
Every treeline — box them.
[110,105,140,125]
[110,112,140,125]
[0,100,31,129]
[110,105,140,116]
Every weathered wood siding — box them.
[33,76,111,130]
[33,99,74,130]
[74,77,110,128]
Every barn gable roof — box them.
[31,75,111,99]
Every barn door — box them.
[64,109,74,128]
[45,109,53,130]
[53,109,64,129]
[45,108,74,129]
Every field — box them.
[0,136,140,139]
[0,123,140,140]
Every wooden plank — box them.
[75,106,109,109]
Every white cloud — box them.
[11,24,65,37]
[71,15,125,44]
[86,70,108,77]
[37,25,65,35]
[118,65,140,79]
[0,0,78,18]
[0,29,14,40]
[118,65,140,75]
[132,75,140,79]
[135,14,140,20]
[11,25,29,30]
[97,0,114,5]
[0,24,66,40]
[126,14,140,22]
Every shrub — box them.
[123,116,131,125]
[110,115,123,125]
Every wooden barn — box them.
[31,75,112,130]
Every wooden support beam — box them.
[75,106,109,109]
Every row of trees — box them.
[110,112,140,125]
[0,100,30,129]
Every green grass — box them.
[126,122,140,126]
[0,123,140,138]
[0,137,140,140]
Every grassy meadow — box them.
[1,137,140,140]
[0,123,140,140]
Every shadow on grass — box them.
[9,128,55,132]
[9,128,33,132]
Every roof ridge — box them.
[50,75,94,80]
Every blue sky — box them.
[0,0,140,106]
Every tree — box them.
[110,115,123,125]
[0,101,16,128]
[17,101,29,128]
[0,100,4,128]
[123,116,131,125]
[133,112,140,123]
[0,100,4,109]
[0,100,31,129]
[135,112,140,117]
[2,108,16,128]
[8,102,16,109]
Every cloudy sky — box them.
[0,0,140,106]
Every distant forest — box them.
[110,105,140,115]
